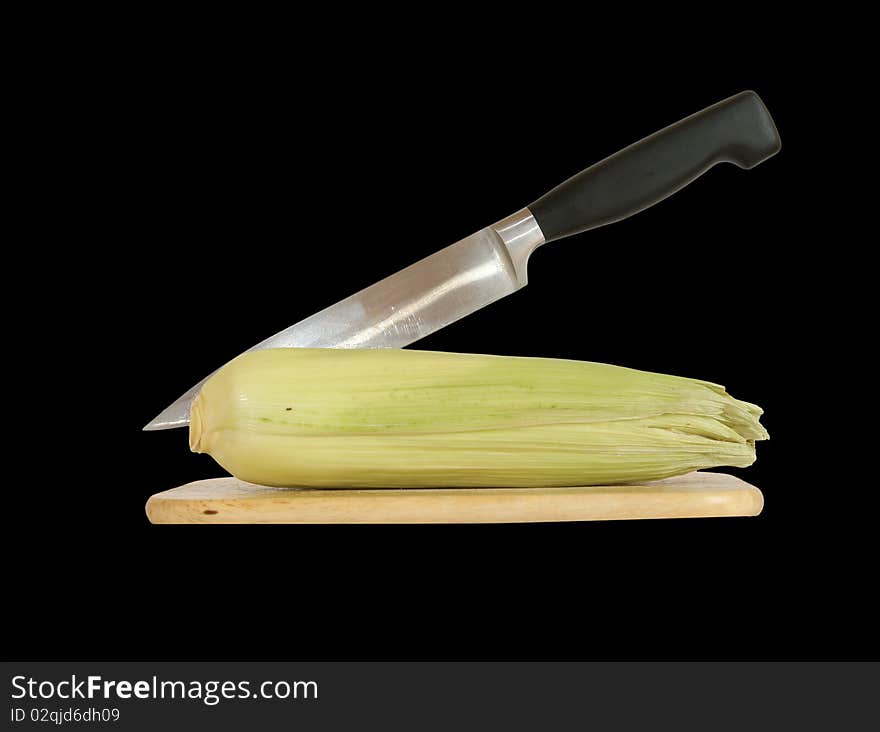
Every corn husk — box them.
[189,348,767,488]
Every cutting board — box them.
[146,471,762,524]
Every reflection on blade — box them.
[317,258,507,349]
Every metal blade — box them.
[144,208,545,430]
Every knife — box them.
[145,90,780,431]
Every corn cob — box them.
[189,348,767,488]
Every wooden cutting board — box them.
[146,471,762,524]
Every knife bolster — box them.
[491,207,546,284]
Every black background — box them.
[6,34,872,661]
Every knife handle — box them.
[528,90,780,243]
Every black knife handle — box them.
[529,91,780,243]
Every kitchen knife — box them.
[144,90,780,431]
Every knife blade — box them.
[145,90,780,431]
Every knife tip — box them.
[142,409,190,431]
[143,386,200,431]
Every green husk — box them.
[190,348,767,488]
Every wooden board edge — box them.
[145,475,764,524]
